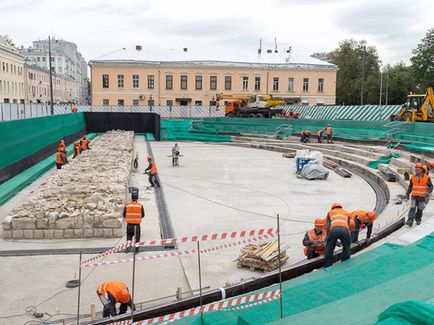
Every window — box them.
[147,75,154,89]
[117,75,124,88]
[42,57,46,62]
[118,99,124,106]
[225,76,232,90]
[166,100,173,106]
[303,78,309,92]
[210,76,217,90]
[195,100,202,106]
[103,99,109,106]
[242,76,248,90]
[195,76,202,90]
[133,99,140,106]
[102,74,109,88]
[180,75,187,89]
[37,57,40,62]
[318,78,324,92]
[273,77,279,91]
[132,75,139,88]
[288,78,294,92]
[166,75,173,89]
[254,77,261,91]
[148,99,154,106]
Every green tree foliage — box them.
[385,63,416,105]
[329,39,381,105]
[411,28,434,90]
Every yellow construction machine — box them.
[215,93,285,118]
[391,87,434,122]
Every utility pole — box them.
[379,69,383,120]
[385,66,389,105]
[360,45,366,105]
[48,36,54,115]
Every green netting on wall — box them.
[367,153,401,169]
[160,119,232,142]
[0,113,86,169]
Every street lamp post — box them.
[379,69,383,121]
[48,36,54,115]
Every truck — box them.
[390,87,434,122]
[215,93,285,118]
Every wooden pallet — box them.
[236,240,289,272]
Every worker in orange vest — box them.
[350,210,376,245]
[406,163,433,226]
[58,139,66,152]
[71,106,78,113]
[55,149,64,170]
[324,202,351,267]
[145,156,160,187]
[421,161,434,175]
[316,129,324,143]
[73,142,81,159]
[303,218,327,259]
[123,188,144,253]
[300,130,312,143]
[325,124,333,143]
[97,280,134,317]
[81,135,91,151]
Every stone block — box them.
[55,218,75,229]
[36,218,49,229]
[11,218,35,229]
[83,215,93,228]
[113,228,124,237]
[43,230,54,239]
[64,229,75,239]
[93,217,104,228]
[102,219,122,228]
[103,228,113,237]
[23,230,34,239]
[34,230,44,239]
[74,216,83,229]
[84,229,94,238]
[54,230,64,239]
[2,217,12,230]
[12,229,24,239]
[3,230,12,239]
[93,229,104,237]
[74,229,84,238]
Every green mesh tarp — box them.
[367,153,401,169]
[0,113,86,169]
[170,233,434,325]
[375,300,434,325]
[161,119,232,142]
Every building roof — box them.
[0,35,24,58]
[89,48,337,70]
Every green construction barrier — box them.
[367,153,401,169]
[0,113,86,169]
[375,300,434,325]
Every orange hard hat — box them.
[415,163,424,169]
[314,218,325,226]
[118,288,131,304]
[367,211,376,220]
[331,202,342,209]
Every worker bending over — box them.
[422,161,434,175]
[55,149,64,170]
[303,218,326,259]
[123,188,144,253]
[81,135,91,151]
[350,210,376,246]
[97,280,134,317]
[300,130,312,143]
[406,163,433,226]
[73,141,81,159]
[324,202,351,268]
[145,156,160,187]
[316,129,324,143]
[172,143,180,166]
[326,124,333,143]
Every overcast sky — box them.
[1,0,433,65]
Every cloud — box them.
[0,0,42,12]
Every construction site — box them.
[1,102,434,325]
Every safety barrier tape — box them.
[81,228,276,265]
[81,234,275,268]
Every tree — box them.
[385,63,416,105]
[329,39,381,105]
[1,34,16,48]
[410,28,434,90]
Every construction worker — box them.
[350,210,376,245]
[96,280,134,317]
[60,147,68,165]
[302,218,326,259]
[405,163,433,226]
[73,141,81,159]
[422,161,434,175]
[123,188,144,253]
[58,139,66,152]
[316,129,324,143]
[55,149,64,170]
[71,106,78,113]
[324,202,351,268]
[172,143,180,166]
[300,130,312,143]
[145,156,160,187]
[325,124,333,143]
[81,135,91,151]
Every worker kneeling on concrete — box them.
[324,202,351,268]
[97,280,135,317]
[303,218,326,259]
[406,163,433,226]
[350,210,375,246]
[123,188,144,253]
[300,130,312,143]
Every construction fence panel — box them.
[0,103,51,121]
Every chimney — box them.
[136,45,142,51]
[183,48,188,52]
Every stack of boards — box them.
[236,240,289,272]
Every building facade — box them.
[0,36,26,103]
[90,51,337,107]
[20,37,88,103]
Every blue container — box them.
[296,157,310,174]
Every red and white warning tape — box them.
[81,234,275,268]
[81,228,275,266]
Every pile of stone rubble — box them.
[2,130,134,240]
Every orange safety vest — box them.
[326,127,332,135]
[350,210,373,231]
[125,201,143,224]
[329,208,350,229]
[303,229,326,256]
[317,130,323,137]
[410,175,429,197]
[81,139,88,150]
[150,162,157,175]
[97,281,128,303]
[58,143,66,152]
[74,143,80,156]
[55,152,64,164]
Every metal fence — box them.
[0,103,53,121]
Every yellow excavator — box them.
[215,93,285,118]
[391,87,434,122]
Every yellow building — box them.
[90,49,337,106]
[0,36,25,103]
